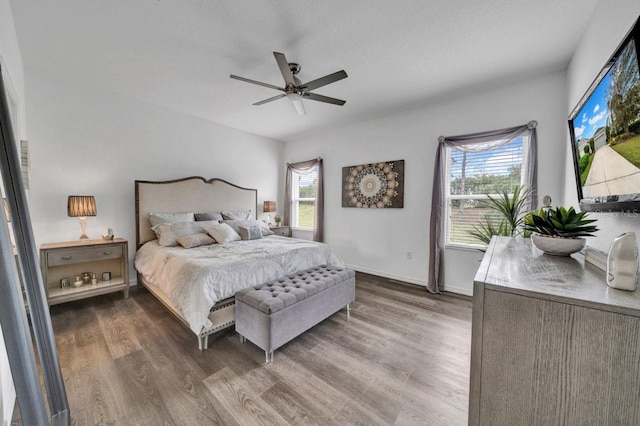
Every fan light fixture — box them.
[288,93,306,116]
[230,52,347,116]
[67,195,97,240]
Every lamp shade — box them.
[263,201,277,213]
[67,196,97,217]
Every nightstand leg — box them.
[123,286,129,299]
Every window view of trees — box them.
[294,171,317,229]
[447,138,525,245]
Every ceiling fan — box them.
[230,52,348,116]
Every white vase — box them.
[531,234,586,256]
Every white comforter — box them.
[134,236,344,333]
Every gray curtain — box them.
[427,121,538,293]
[284,158,324,242]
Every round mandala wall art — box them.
[342,160,404,208]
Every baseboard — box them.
[441,284,473,297]
[345,264,474,297]
[345,264,428,287]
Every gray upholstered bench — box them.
[235,265,355,363]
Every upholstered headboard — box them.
[135,177,258,248]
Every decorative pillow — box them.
[238,225,263,241]
[194,212,223,222]
[221,210,252,221]
[257,220,275,236]
[153,222,202,247]
[194,220,222,231]
[224,219,274,236]
[176,233,215,248]
[204,223,241,244]
[149,212,194,229]
[221,219,245,234]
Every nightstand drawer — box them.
[47,245,123,266]
[40,238,130,306]
[270,226,291,237]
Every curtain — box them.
[427,121,538,293]
[284,158,324,242]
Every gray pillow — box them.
[238,225,263,241]
[224,219,274,236]
[153,222,203,246]
[177,233,215,248]
[194,212,223,222]
[221,210,252,220]
[149,212,194,228]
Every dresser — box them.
[39,238,129,305]
[470,237,640,425]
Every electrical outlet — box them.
[406,251,412,260]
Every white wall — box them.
[285,70,568,295]
[564,0,640,252]
[0,0,25,421]
[24,68,284,280]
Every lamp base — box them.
[78,217,89,240]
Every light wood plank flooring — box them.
[18,273,472,425]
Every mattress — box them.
[134,235,344,333]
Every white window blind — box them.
[445,136,528,247]
[291,166,318,229]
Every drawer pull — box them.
[103,251,112,255]
[61,256,72,260]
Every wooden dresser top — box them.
[475,237,640,317]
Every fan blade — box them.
[301,70,348,91]
[304,92,346,106]
[230,74,284,92]
[273,52,296,86]
[253,94,287,106]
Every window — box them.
[291,165,318,229]
[445,136,529,247]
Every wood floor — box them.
[19,273,472,425]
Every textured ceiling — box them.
[10,0,598,142]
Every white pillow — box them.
[153,222,202,247]
[177,233,215,248]
[221,210,252,221]
[149,212,194,228]
[204,223,241,244]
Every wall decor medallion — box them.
[342,160,404,208]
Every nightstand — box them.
[39,238,129,306]
[269,226,291,237]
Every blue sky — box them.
[572,70,612,142]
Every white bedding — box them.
[134,236,344,333]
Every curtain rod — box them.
[437,120,538,142]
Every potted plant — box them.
[274,215,282,226]
[524,206,598,256]
[469,185,531,245]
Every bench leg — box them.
[265,351,273,364]
[198,335,209,351]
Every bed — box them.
[134,176,344,350]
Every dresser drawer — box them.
[47,245,123,266]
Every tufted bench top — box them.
[235,265,356,315]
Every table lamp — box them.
[67,195,96,240]
[263,200,276,225]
